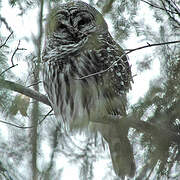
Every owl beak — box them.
[65,25,78,38]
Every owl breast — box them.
[43,49,129,130]
[43,51,103,129]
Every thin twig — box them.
[125,40,180,51]
[27,81,42,88]
[11,40,26,66]
[0,109,53,129]
[167,0,180,15]
[0,64,18,76]
[0,15,13,32]
[38,109,53,125]
[77,40,180,80]
[0,40,26,76]
[0,120,30,129]
[0,32,13,48]
[140,0,178,14]
[160,0,180,27]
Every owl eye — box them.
[78,17,91,27]
[56,23,66,31]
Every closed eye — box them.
[56,23,67,31]
[78,17,91,28]
[78,19,86,26]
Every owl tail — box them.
[106,135,136,178]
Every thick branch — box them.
[0,79,51,106]
[91,113,180,145]
[0,79,179,145]
[125,113,180,144]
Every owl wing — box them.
[77,47,136,177]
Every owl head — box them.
[45,1,108,43]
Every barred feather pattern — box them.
[43,33,131,124]
[42,1,135,178]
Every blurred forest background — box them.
[0,0,180,179]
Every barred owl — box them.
[42,1,135,178]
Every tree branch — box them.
[0,15,12,33]
[0,79,51,106]
[91,113,180,145]
[166,0,180,15]
[11,40,26,66]
[0,34,180,145]
[125,113,180,144]
[140,0,178,14]
[27,81,42,88]
[0,119,32,129]
[77,40,180,80]
[0,32,13,48]
[0,79,179,145]
[0,109,53,129]
[160,0,180,27]
[0,64,18,76]
[124,40,180,52]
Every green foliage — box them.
[8,94,30,116]
[131,49,180,178]
[97,0,139,42]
